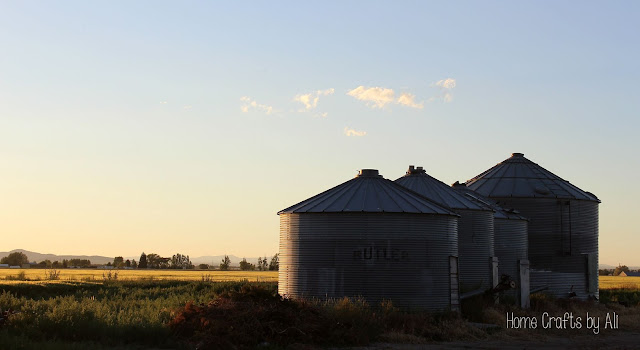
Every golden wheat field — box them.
[598,276,640,289]
[0,268,277,283]
[1,269,639,289]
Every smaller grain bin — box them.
[396,166,495,295]
[452,182,530,307]
[278,169,460,311]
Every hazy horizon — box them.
[1,2,638,265]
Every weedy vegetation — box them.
[0,276,638,349]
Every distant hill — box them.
[1,249,265,267]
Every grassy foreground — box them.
[1,277,639,349]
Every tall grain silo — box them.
[395,166,496,295]
[465,153,599,300]
[452,182,530,307]
[278,169,460,311]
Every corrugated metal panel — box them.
[394,167,494,293]
[452,182,529,301]
[395,166,487,211]
[495,218,528,298]
[456,209,495,292]
[490,198,598,299]
[279,213,459,311]
[465,153,600,202]
[465,153,599,300]
[279,169,457,215]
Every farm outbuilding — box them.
[465,153,600,300]
[395,166,496,295]
[452,182,530,307]
[278,169,460,311]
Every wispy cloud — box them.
[434,78,456,89]
[347,86,395,109]
[347,86,424,109]
[344,127,367,137]
[294,88,334,111]
[240,96,274,115]
[431,78,456,103]
[160,101,168,104]
[396,93,424,109]
[183,105,192,110]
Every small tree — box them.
[125,259,131,268]
[62,259,68,268]
[257,256,268,271]
[198,263,210,270]
[1,252,29,266]
[113,256,124,268]
[219,255,231,271]
[131,259,138,268]
[139,253,148,269]
[269,253,279,271]
[239,258,255,271]
[52,260,61,268]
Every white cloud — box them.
[240,96,274,115]
[160,101,168,104]
[434,78,456,89]
[317,112,328,118]
[344,127,367,137]
[294,88,335,110]
[347,86,424,109]
[347,86,395,109]
[397,93,424,109]
[431,78,457,103]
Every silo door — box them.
[449,256,460,311]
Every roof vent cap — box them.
[406,165,426,175]
[512,152,524,157]
[357,169,381,178]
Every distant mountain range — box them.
[0,249,264,267]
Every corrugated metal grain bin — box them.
[465,153,600,300]
[453,182,529,305]
[278,169,460,311]
[396,166,495,294]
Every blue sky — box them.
[1,2,638,265]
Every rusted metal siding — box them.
[455,209,495,292]
[279,213,459,311]
[492,198,598,299]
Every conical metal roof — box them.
[452,182,528,220]
[278,169,457,215]
[465,153,600,202]
[394,166,489,211]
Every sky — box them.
[1,2,638,265]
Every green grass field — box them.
[0,268,277,283]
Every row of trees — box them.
[1,252,91,268]
[1,251,280,271]
[220,254,279,271]
[137,253,194,269]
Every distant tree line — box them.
[0,251,279,271]
[219,253,279,271]
[599,265,639,276]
